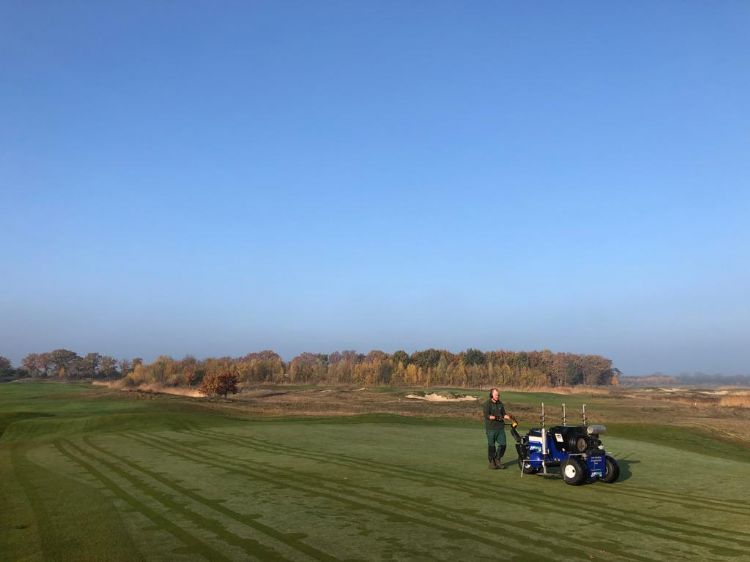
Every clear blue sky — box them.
[2,1,748,374]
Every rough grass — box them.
[719,394,750,408]
[2,382,750,561]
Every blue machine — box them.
[510,403,619,485]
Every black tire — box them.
[602,455,620,483]
[561,457,586,485]
[517,457,538,474]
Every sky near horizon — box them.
[1,1,749,374]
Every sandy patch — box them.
[138,384,204,398]
[405,393,477,402]
[92,380,203,397]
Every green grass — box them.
[2,382,750,561]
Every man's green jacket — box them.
[483,399,506,431]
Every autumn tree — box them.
[392,350,409,367]
[98,356,119,379]
[410,349,443,370]
[462,348,486,366]
[22,353,53,377]
[118,359,132,378]
[17,347,618,389]
[81,352,102,379]
[177,355,200,386]
[45,349,82,379]
[200,369,239,398]
[0,356,12,375]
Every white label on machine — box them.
[555,433,563,442]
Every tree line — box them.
[1,348,619,388]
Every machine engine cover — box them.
[587,425,606,435]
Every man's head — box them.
[490,388,499,401]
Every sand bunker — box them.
[134,384,204,397]
[93,380,203,397]
[405,392,477,402]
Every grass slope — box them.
[2,382,749,561]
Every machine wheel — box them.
[601,455,620,483]
[561,458,586,485]
[518,457,538,474]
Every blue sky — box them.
[1,1,749,374]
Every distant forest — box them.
[0,348,619,388]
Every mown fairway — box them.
[2,383,750,561]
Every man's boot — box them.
[496,445,507,469]
[488,446,498,469]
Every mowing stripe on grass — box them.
[9,443,144,562]
[63,439,291,562]
[124,431,573,561]
[185,429,645,557]
[194,428,750,556]
[232,431,750,517]
[217,430,750,537]
[130,431,666,562]
[11,446,64,562]
[81,435,338,562]
[181,431,641,561]
[54,441,232,562]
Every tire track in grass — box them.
[124,432,587,561]
[80,435,340,562]
[232,432,750,517]
[54,441,233,562]
[61,439,293,562]
[595,485,750,515]
[195,428,750,556]
[589,485,750,517]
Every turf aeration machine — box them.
[509,403,620,485]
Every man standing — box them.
[483,388,511,469]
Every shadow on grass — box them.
[616,457,640,482]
